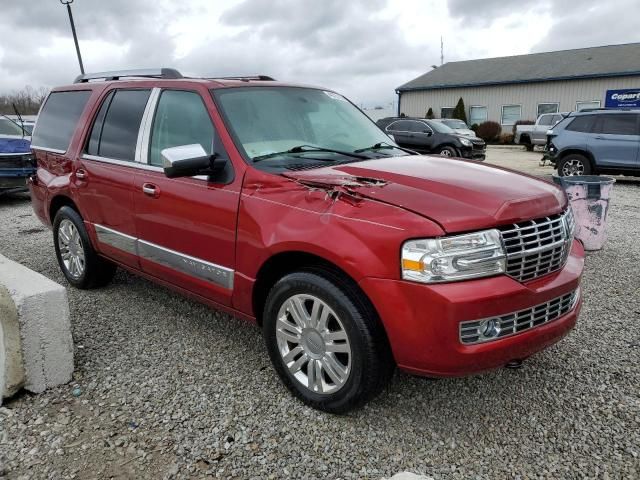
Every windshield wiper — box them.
[354,142,416,155]
[253,144,369,163]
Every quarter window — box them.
[31,90,92,152]
[149,90,216,167]
[565,115,596,133]
[469,106,487,125]
[501,105,522,125]
[86,89,151,161]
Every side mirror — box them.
[424,130,432,136]
[161,144,224,179]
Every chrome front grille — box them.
[459,289,579,345]
[499,209,574,282]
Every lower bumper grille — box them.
[459,289,579,345]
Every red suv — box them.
[29,69,584,412]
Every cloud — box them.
[0,0,638,105]
[447,0,544,27]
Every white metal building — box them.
[396,43,640,128]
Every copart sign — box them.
[605,88,640,108]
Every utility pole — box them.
[441,36,444,66]
[60,0,85,75]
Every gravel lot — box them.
[1,148,639,479]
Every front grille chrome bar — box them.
[459,288,579,345]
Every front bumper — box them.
[460,145,486,161]
[359,240,584,377]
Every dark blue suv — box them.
[546,110,640,176]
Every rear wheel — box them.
[558,154,592,176]
[438,146,458,157]
[262,271,394,413]
[53,206,116,289]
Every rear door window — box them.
[31,90,92,152]
[593,114,639,135]
[387,120,411,132]
[87,89,151,161]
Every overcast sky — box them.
[1,0,639,107]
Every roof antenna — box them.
[441,36,444,66]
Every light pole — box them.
[60,0,85,75]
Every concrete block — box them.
[0,254,73,402]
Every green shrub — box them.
[471,123,479,133]
[452,97,468,124]
[425,107,434,119]
[476,121,502,142]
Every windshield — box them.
[0,118,24,136]
[442,119,468,130]
[212,87,399,167]
[426,120,454,134]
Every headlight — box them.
[460,138,472,147]
[402,230,506,283]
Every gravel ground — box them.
[1,150,639,478]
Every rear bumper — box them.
[359,240,584,377]
[0,167,35,192]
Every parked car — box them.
[515,113,568,151]
[545,109,640,176]
[431,118,476,137]
[376,117,486,160]
[29,68,583,413]
[1,116,34,195]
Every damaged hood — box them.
[283,155,567,233]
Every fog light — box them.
[478,319,500,339]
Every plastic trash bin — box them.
[553,175,615,251]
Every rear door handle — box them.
[142,182,160,198]
[76,168,88,180]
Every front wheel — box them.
[262,271,394,413]
[558,154,592,176]
[438,146,458,157]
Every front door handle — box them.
[142,183,160,198]
[76,168,88,180]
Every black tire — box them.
[438,146,458,157]
[525,143,535,152]
[53,206,116,289]
[262,270,394,413]
[557,154,592,177]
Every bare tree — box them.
[0,85,50,115]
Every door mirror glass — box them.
[162,144,214,178]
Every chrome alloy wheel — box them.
[275,294,352,395]
[562,158,585,176]
[58,219,85,278]
[439,148,454,157]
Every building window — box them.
[501,105,522,125]
[440,107,455,118]
[537,103,559,116]
[469,106,487,125]
[576,100,601,111]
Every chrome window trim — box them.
[92,223,234,290]
[82,154,163,171]
[136,87,161,164]
[30,146,66,154]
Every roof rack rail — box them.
[211,75,276,81]
[74,68,183,84]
